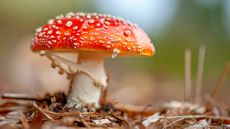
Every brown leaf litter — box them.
[0,92,230,129]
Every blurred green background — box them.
[0,0,229,104]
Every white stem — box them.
[67,52,107,108]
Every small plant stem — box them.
[195,46,206,104]
[184,48,192,102]
[211,62,230,98]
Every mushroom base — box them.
[67,52,107,109]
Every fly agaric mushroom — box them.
[31,12,155,109]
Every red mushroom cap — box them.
[32,12,155,56]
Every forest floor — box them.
[0,91,230,129]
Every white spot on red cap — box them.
[56,31,61,35]
[64,32,70,36]
[36,27,42,32]
[47,30,53,34]
[73,26,78,30]
[43,27,48,31]
[104,21,110,26]
[66,12,75,18]
[57,20,62,24]
[82,25,87,30]
[48,41,52,45]
[73,42,79,45]
[55,14,64,19]
[96,23,101,27]
[38,32,44,37]
[66,21,73,27]
[48,19,54,24]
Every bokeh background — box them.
[0,0,229,105]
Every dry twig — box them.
[20,112,30,129]
[113,103,158,118]
[41,107,92,117]
[80,117,93,129]
[163,117,184,129]
[1,93,39,101]
[204,94,227,115]
[31,102,54,121]
[158,115,230,121]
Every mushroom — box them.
[31,12,155,110]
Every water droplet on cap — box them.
[124,30,131,37]
[112,48,120,59]
[39,50,46,56]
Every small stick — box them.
[185,48,192,102]
[0,106,27,113]
[195,46,206,104]
[161,115,230,128]
[113,103,159,116]
[1,93,39,101]
[141,115,230,128]
[20,112,30,129]
[37,107,92,117]
[158,115,230,121]
[211,62,230,98]
[163,117,184,129]
[80,117,92,129]
[204,94,227,115]
[31,101,54,121]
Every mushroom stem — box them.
[67,52,107,109]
